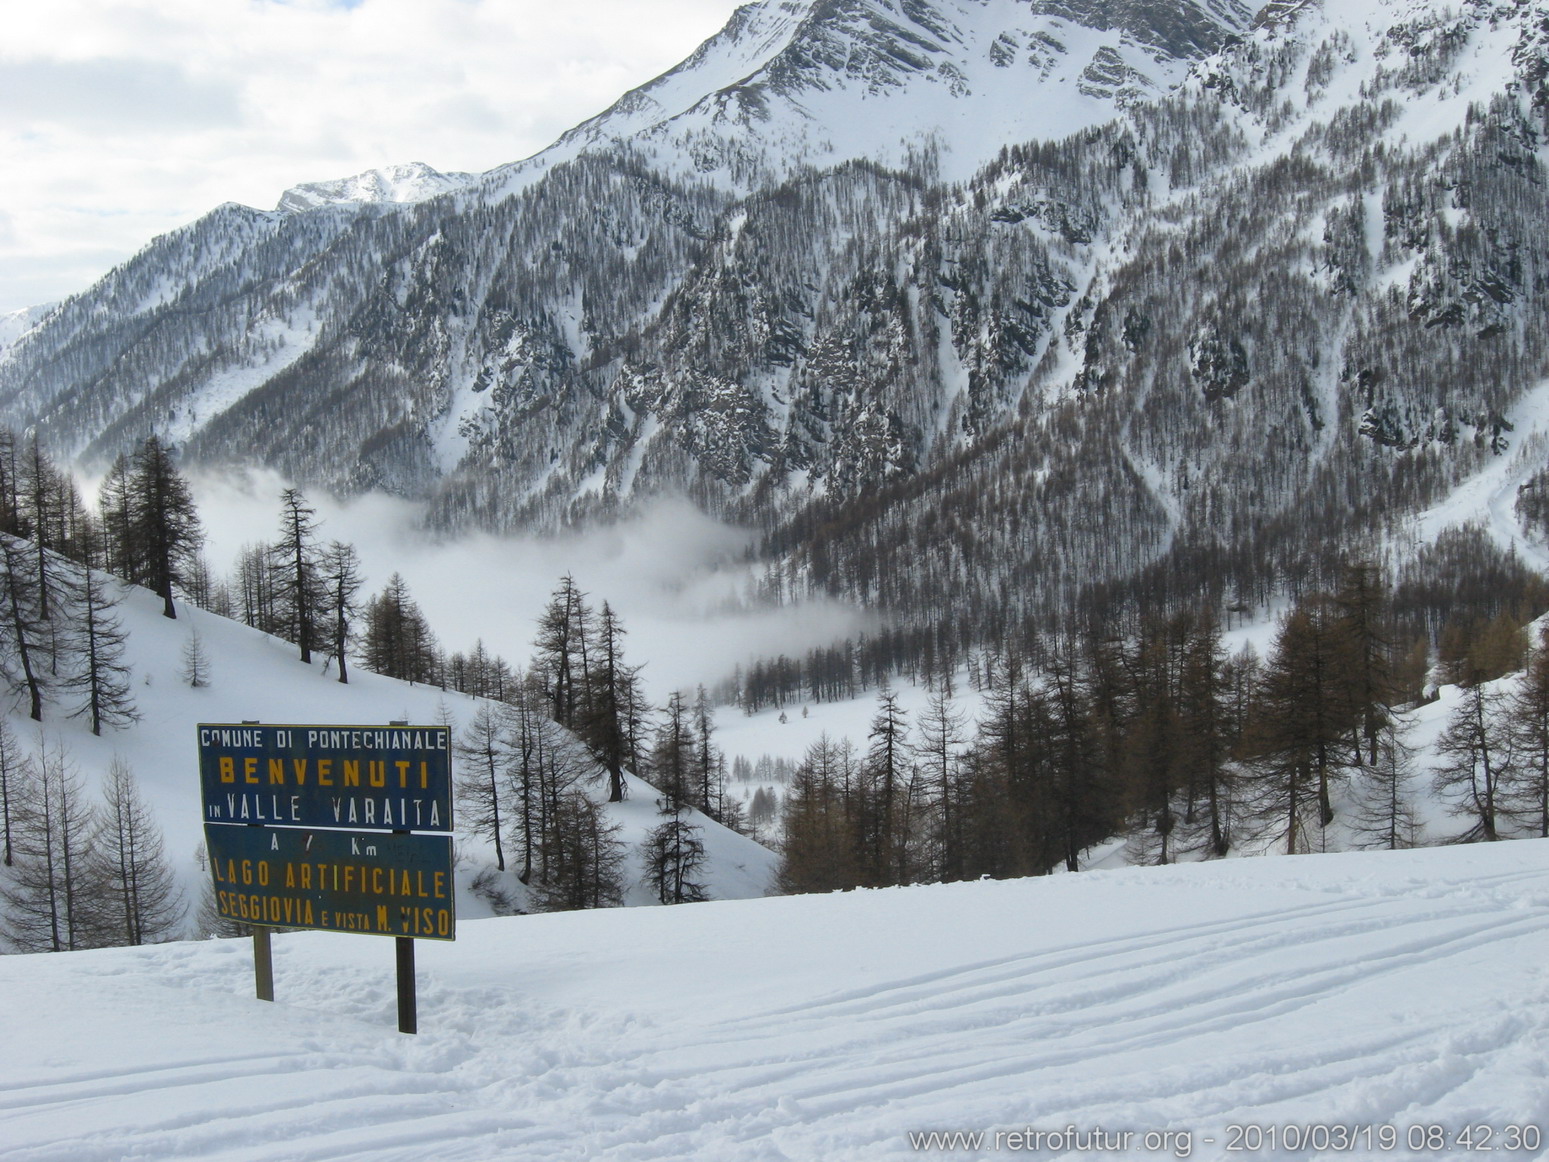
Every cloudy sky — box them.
[0,0,746,316]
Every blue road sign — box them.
[204,823,456,941]
[198,723,452,832]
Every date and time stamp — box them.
[1217,1122,1542,1153]
[908,1122,1543,1156]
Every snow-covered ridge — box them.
[481,0,1254,196]
[0,302,56,366]
[276,161,471,214]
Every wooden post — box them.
[396,936,417,1034]
[253,928,274,1002]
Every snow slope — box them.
[0,574,776,925]
[482,0,1252,197]
[1408,378,1549,575]
[0,304,54,366]
[3,841,1546,1160]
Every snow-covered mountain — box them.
[490,0,1254,191]
[5,0,1549,640]
[0,303,54,363]
[275,162,472,214]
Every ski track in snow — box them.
[5,844,1549,1161]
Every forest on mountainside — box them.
[8,1,1549,696]
[12,2,1549,947]
[3,415,1547,958]
[775,559,1549,893]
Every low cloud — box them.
[192,469,869,703]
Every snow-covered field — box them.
[3,840,1546,1161]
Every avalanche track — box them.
[4,842,1548,1161]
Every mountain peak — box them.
[276,161,469,214]
[510,0,1255,190]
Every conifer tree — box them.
[94,757,185,944]
[859,688,911,885]
[273,488,322,663]
[180,625,211,688]
[650,691,696,809]
[1044,644,1111,873]
[362,573,439,683]
[181,550,215,610]
[1124,620,1181,865]
[1436,617,1473,687]
[976,651,1051,876]
[19,434,75,620]
[1245,602,1355,853]
[534,792,625,912]
[529,705,601,888]
[915,683,968,881]
[497,676,541,885]
[1178,607,1235,856]
[1,736,105,952]
[643,688,711,901]
[456,701,512,872]
[206,577,237,621]
[1433,681,1510,841]
[0,428,20,537]
[618,657,653,784]
[126,435,203,620]
[644,811,708,904]
[234,541,280,634]
[0,536,47,721]
[777,734,861,893]
[1353,719,1422,851]
[1505,626,1549,837]
[63,556,137,734]
[692,684,721,819]
[318,540,364,683]
[96,453,135,579]
[1468,612,1527,686]
[747,785,779,841]
[1393,635,1433,704]
[193,877,256,939]
[1082,630,1138,814]
[582,601,634,802]
[0,721,30,867]
[953,746,1018,881]
[450,639,507,700]
[533,574,591,729]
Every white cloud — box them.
[0,59,241,131]
[0,0,746,313]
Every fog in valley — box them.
[190,468,868,703]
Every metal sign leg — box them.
[254,929,274,1002]
[396,937,417,1034]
